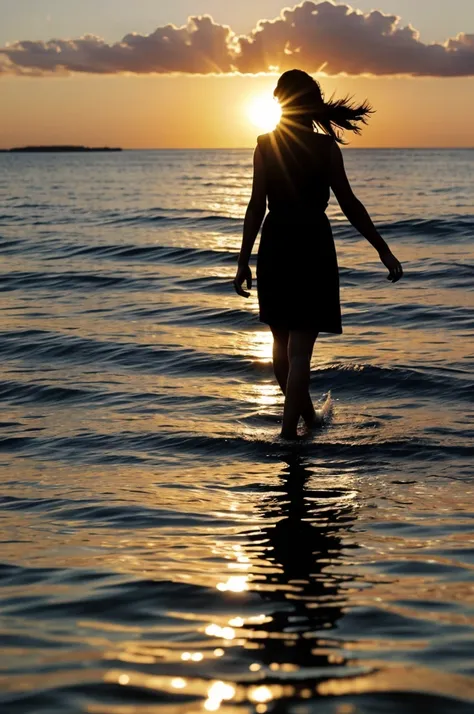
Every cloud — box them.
[0,16,234,76]
[1,1,474,78]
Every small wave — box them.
[0,237,24,254]
[311,362,474,402]
[0,562,212,625]
[333,216,474,241]
[0,495,235,529]
[0,328,260,377]
[0,379,99,405]
[63,243,239,265]
[130,304,258,328]
[382,216,474,239]
[100,210,241,230]
[0,270,147,292]
[344,302,474,331]
[169,276,236,295]
[0,331,472,402]
[1,426,472,465]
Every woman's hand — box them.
[380,250,403,283]
[233,263,252,298]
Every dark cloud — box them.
[1,1,474,78]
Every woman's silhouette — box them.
[234,69,403,439]
[238,454,357,698]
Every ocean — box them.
[0,148,473,713]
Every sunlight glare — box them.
[247,95,281,132]
[216,575,248,592]
[205,681,236,711]
[249,685,273,703]
[171,678,187,689]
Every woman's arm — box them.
[330,142,403,283]
[233,145,267,297]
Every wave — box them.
[344,301,474,330]
[121,304,257,327]
[0,270,234,296]
[334,216,474,241]
[101,212,242,231]
[0,328,253,377]
[0,494,235,529]
[312,362,474,400]
[0,270,148,291]
[0,237,25,253]
[0,379,101,405]
[95,213,474,239]
[1,425,472,465]
[0,250,471,301]
[0,331,472,402]
[60,243,240,264]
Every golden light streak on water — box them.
[249,685,273,703]
[204,680,236,711]
[216,575,249,592]
[171,677,187,689]
[205,624,236,640]
[228,617,244,627]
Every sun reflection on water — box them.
[97,455,474,712]
[204,680,236,711]
[205,624,236,640]
[248,329,274,363]
[216,575,249,592]
[171,677,187,689]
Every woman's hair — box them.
[274,69,373,144]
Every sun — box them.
[247,95,282,132]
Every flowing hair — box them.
[274,69,373,144]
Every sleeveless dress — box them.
[256,128,342,334]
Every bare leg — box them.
[280,329,318,440]
[271,327,290,394]
[270,327,317,434]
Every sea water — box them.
[0,148,473,712]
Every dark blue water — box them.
[0,149,473,713]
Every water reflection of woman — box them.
[243,454,357,689]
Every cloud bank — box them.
[1,1,474,78]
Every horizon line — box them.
[1,146,474,151]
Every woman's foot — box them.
[279,428,299,440]
[303,410,323,431]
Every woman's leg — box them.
[270,326,290,395]
[270,326,318,434]
[280,329,318,439]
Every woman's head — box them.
[274,69,373,144]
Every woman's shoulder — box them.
[256,132,275,155]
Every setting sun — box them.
[247,95,282,132]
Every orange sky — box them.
[1,0,474,149]
[2,72,474,149]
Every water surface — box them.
[0,149,473,713]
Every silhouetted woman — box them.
[233,69,403,440]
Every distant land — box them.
[0,145,122,153]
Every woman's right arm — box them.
[330,142,403,283]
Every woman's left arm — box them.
[233,145,267,298]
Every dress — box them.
[256,128,342,334]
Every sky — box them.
[1,0,473,148]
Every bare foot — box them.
[279,429,299,441]
[303,410,323,431]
